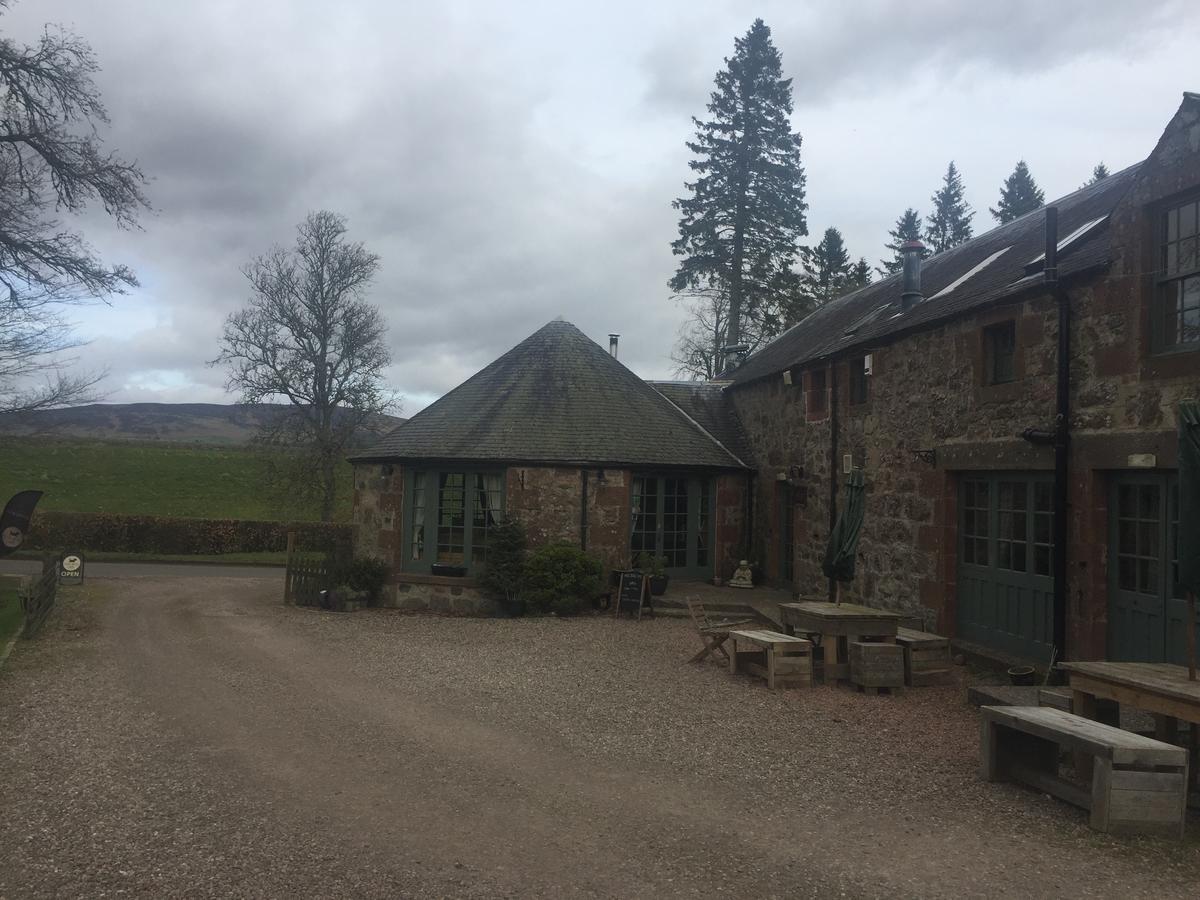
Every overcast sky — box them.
[5,0,1197,414]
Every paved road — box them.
[1,578,1196,898]
[0,559,283,579]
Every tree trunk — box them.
[319,448,337,523]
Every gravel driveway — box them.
[1,579,1196,898]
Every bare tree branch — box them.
[0,4,150,410]
[213,210,399,521]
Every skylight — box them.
[1026,215,1107,267]
[928,247,1011,301]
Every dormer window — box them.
[1155,194,1200,352]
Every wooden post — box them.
[284,531,296,605]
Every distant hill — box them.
[0,403,405,447]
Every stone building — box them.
[352,94,1199,665]
[350,320,751,612]
[722,93,1200,666]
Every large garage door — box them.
[957,474,1054,662]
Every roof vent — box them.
[900,239,925,312]
[608,333,620,358]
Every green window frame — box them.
[406,469,505,574]
[630,474,715,576]
[1154,194,1200,352]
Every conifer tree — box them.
[925,162,974,254]
[797,227,852,308]
[847,258,872,289]
[990,160,1044,224]
[1083,162,1110,187]
[670,18,807,358]
[879,208,926,276]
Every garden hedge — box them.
[25,511,353,556]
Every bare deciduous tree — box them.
[215,211,397,522]
[0,2,150,412]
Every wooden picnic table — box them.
[1058,661,1200,785]
[778,600,902,683]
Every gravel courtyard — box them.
[1,578,1197,899]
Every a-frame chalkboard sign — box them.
[613,570,652,620]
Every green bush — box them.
[480,518,527,616]
[332,556,391,604]
[522,542,603,616]
[25,511,352,556]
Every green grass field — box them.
[0,576,22,647]
[0,440,354,522]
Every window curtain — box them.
[477,473,504,525]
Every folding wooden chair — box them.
[686,596,758,663]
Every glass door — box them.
[630,475,714,577]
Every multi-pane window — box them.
[1157,195,1200,351]
[984,321,1016,385]
[410,472,427,560]
[696,487,710,568]
[961,479,990,566]
[661,478,690,568]
[996,480,1028,572]
[436,473,467,565]
[408,469,504,574]
[1116,482,1161,595]
[849,355,869,405]
[807,367,827,416]
[631,476,659,559]
[961,475,1053,577]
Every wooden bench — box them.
[728,629,813,690]
[981,705,1189,838]
[894,627,951,686]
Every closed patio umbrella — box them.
[822,469,865,605]
[1179,401,1200,681]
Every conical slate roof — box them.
[351,320,747,469]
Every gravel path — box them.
[1,579,1196,899]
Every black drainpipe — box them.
[828,360,840,603]
[1046,206,1070,661]
[580,469,589,551]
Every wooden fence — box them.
[20,558,58,638]
[283,533,338,606]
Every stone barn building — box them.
[353,93,1200,667]
[350,320,751,612]
[720,93,1200,667]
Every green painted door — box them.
[630,475,714,577]
[956,474,1055,662]
[1109,473,1194,663]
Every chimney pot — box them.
[608,333,620,358]
[900,239,925,311]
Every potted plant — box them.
[635,552,670,596]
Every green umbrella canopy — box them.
[1180,401,1200,597]
[1180,401,1200,680]
[822,469,865,584]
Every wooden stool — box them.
[849,641,904,694]
[895,627,951,686]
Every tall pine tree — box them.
[670,19,807,357]
[879,208,926,276]
[990,160,1044,224]
[795,227,852,309]
[847,258,872,290]
[1083,162,1110,187]
[925,162,974,254]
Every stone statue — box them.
[729,560,754,589]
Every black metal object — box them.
[912,449,937,467]
[900,239,926,311]
[828,361,840,603]
[1046,206,1070,661]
